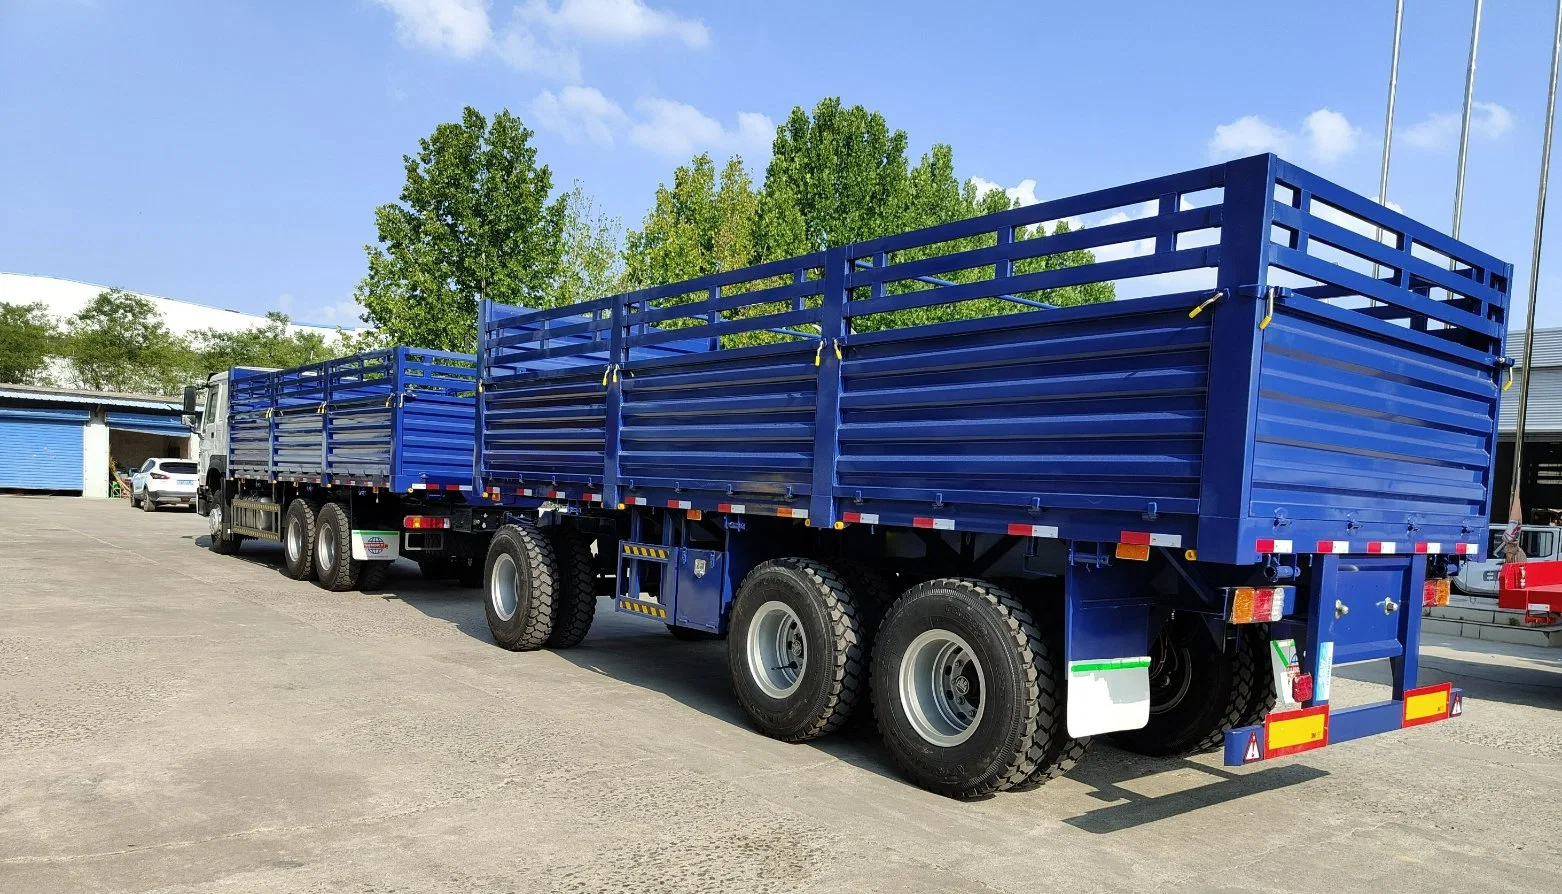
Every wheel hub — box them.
[747,601,806,699]
[901,629,985,747]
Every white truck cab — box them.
[1454,523,1562,596]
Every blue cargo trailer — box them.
[472,153,1501,797]
[190,347,505,590]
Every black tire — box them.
[483,522,557,651]
[542,525,596,648]
[142,493,158,512]
[207,496,244,555]
[1236,625,1278,728]
[358,561,391,591]
[313,502,361,592]
[418,558,454,580]
[667,625,719,641]
[1108,614,1255,756]
[1010,622,1086,792]
[831,560,895,729]
[727,557,865,742]
[281,498,319,581]
[872,578,1044,799]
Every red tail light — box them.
[1292,673,1314,703]
[151,472,170,480]
[403,515,451,530]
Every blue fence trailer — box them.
[473,153,1503,798]
[191,347,505,591]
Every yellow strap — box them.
[1504,366,1514,391]
[814,341,824,367]
[1258,288,1275,330]
[1188,289,1224,319]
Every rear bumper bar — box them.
[1223,683,1463,766]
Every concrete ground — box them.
[2,497,1561,894]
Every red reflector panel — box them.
[403,515,451,530]
[1402,682,1453,728]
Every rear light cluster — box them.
[1422,578,1451,608]
[403,515,451,530]
[150,472,170,480]
[1225,586,1291,624]
[1291,672,1314,703]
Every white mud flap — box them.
[351,530,400,561]
[1066,657,1151,738]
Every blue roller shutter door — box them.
[0,407,88,490]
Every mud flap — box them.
[1064,560,1154,738]
[351,530,400,561]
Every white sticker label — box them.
[1066,658,1151,738]
[351,530,400,561]
[1315,640,1334,702]
[1270,638,1300,708]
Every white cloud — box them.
[1403,101,1515,150]
[1209,115,1294,158]
[495,27,582,81]
[971,176,1039,207]
[1208,108,1364,165]
[373,0,492,58]
[520,0,709,48]
[277,294,368,329]
[627,99,773,159]
[532,86,627,145]
[1303,108,1359,163]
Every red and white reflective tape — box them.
[1366,541,1397,554]
[913,517,956,530]
[718,503,747,514]
[776,507,809,520]
[843,511,879,525]
[1120,531,1182,548]
[585,493,602,503]
[410,483,427,490]
[1455,543,1479,555]
[1414,542,1443,554]
[1255,539,1293,554]
[667,499,692,510]
[1007,523,1059,538]
[625,496,648,506]
[1316,540,1350,554]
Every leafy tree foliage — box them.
[623,154,758,289]
[64,289,193,394]
[0,301,60,385]
[550,184,626,308]
[189,312,334,373]
[356,107,568,351]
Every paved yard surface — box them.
[3,496,1561,893]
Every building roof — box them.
[0,383,183,412]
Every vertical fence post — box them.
[809,245,851,525]
[472,302,486,492]
[602,293,627,506]
[1193,153,1277,564]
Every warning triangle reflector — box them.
[1244,732,1262,762]
[1450,694,1463,717]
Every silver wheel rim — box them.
[900,629,985,747]
[317,522,335,573]
[491,553,518,621]
[286,516,302,563]
[747,601,806,698]
[209,504,223,537]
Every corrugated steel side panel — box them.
[0,412,86,490]
[1499,366,1562,434]
[106,411,187,437]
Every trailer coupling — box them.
[1222,682,1463,766]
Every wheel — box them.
[1108,614,1255,756]
[872,578,1046,798]
[142,492,158,512]
[312,502,361,592]
[483,522,557,651]
[667,625,719,641]
[830,560,895,727]
[1010,617,1086,791]
[541,525,596,648]
[1236,625,1278,728]
[282,498,319,580]
[727,558,865,743]
[129,489,140,509]
[418,558,454,580]
[207,496,244,555]
[358,561,391,591]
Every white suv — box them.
[131,458,200,511]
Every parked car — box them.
[1454,524,1561,596]
[131,458,199,512]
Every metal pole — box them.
[1373,0,1404,282]
[1452,0,1484,239]
[1509,0,1562,554]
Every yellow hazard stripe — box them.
[620,545,669,558]
[1405,688,1450,723]
[617,599,667,619]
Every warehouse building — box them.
[0,384,194,498]
[1492,328,1562,521]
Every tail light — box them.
[1422,578,1451,608]
[1291,672,1314,703]
[403,515,451,530]
[1225,586,1291,624]
[151,472,170,480]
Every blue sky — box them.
[4,0,1562,329]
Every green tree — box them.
[623,154,759,289]
[550,184,626,309]
[64,288,194,394]
[0,301,61,385]
[356,106,568,351]
[189,312,335,375]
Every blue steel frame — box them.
[227,347,477,493]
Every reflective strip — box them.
[1316,540,1350,553]
[1120,531,1182,547]
[776,507,809,519]
[626,496,647,505]
[843,511,878,524]
[617,599,668,620]
[1256,539,1293,553]
[409,483,427,490]
[1008,523,1059,538]
[1415,542,1443,554]
[718,503,746,514]
[668,500,692,510]
[1402,682,1452,727]
[1264,705,1329,758]
[913,517,955,530]
[1366,541,1397,554]
[1456,543,1479,555]
[585,493,602,502]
